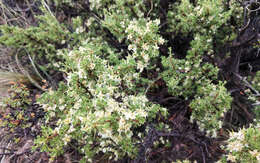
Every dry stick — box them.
[229,107,235,127]
[145,76,162,94]
[239,17,251,33]
[14,0,36,12]
[0,152,14,156]
[0,2,8,25]
[0,147,13,151]
[230,34,256,48]
[246,1,260,12]
[147,0,153,17]
[235,101,253,120]
[233,72,260,96]
[0,140,12,162]
[42,0,55,18]
[158,97,180,104]
[27,51,46,82]
[15,52,46,91]
[1,2,26,26]
[200,146,206,163]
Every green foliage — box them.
[218,123,260,163]
[162,54,232,135]
[167,0,243,45]
[161,0,241,134]
[0,13,70,68]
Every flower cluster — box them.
[218,123,260,163]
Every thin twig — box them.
[158,97,180,104]
[233,72,260,96]
[27,51,46,81]
[42,0,55,18]
[147,0,153,17]
[0,152,14,156]
[15,51,46,91]
[0,147,13,151]
[200,146,206,163]
[145,76,162,94]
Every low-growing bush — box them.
[1,0,258,162]
[33,0,244,161]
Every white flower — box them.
[227,141,243,152]
[89,63,95,70]
[141,53,149,63]
[79,46,86,52]
[68,126,75,133]
[127,34,133,40]
[227,154,236,162]
[153,44,159,50]
[63,134,71,145]
[100,128,113,138]
[68,51,73,57]
[142,44,149,51]
[128,44,136,51]
[74,102,81,109]
[86,17,94,26]
[154,19,160,26]
[76,26,84,34]
[158,37,165,45]
[218,121,223,128]
[59,105,65,111]
[145,27,151,34]
[136,109,147,118]
[257,153,260,161]
[249,150,259,158]
[64,118,71,125]
[137,61,144,72]
[229,130,244,141]
[124,111,135,120]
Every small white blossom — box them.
[76,26,84,34]
[227,154,236,162]
[158,37,165,45]
[154,19,160,26]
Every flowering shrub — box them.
[0,0,250,162]
[219,123,260,163]
[34,6,168,160]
